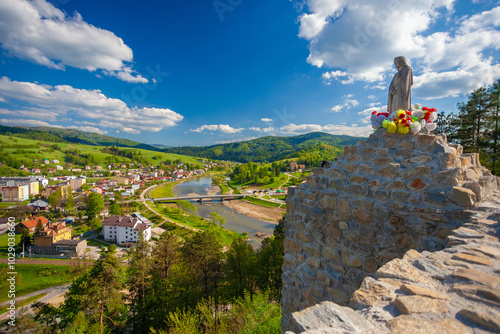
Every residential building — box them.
[69,177,86,191]
[44,184,70,199]
[55,165,64,171]
[15,216,49,234]
[28,199,49,212]
[34,222,72,247]
[33,222,86,257]
[117,176,131,185]
[102,215,152,246]
[2,183,29,202]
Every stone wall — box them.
[281,129,499,332]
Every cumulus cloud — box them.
[0,77,183,134]
[261,118,273,122]
[330,94,359,112]
[0,0,147,83]
[0,118,108,134]
[280,123,371,137]
[299,0,500,98]
[249,127,262,132]
[190,124,244,133]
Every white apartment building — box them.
[102,216,151,246]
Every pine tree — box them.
[127,236,153,333]
[224,237,255,299]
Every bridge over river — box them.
[122,194,248,204]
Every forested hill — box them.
[0,124,161,151]
[165,132,365,163]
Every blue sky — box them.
[0,0,499,146]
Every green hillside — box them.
[0,124,160,151]
[0,134,200,175]
[165,132,364,163]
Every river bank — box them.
[222,199,285,223]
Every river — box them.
[173,177,276,247]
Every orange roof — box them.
[21,216,49,229]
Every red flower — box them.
[422,107,429,111]
[372,111,377,115]
[430,108,437,112]
[406,110,412,116]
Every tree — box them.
[109,200,121,216]
[149,232,182,328]
[127,236,153,334]
[210,212,226,228]
[87,192,105,220]
[182,231,223,302]
[47,189,61,208]
[35,218,44,234]
[224,238,255,299]
[61,245,126,333]
[19,229,32,248]
[176,200,198,215]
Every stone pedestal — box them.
[281,130,499,332]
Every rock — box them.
[451,268,500,288]
[290,301,374,333]
[451,227,485,239]
[444,259,472,269]
[349,277,395,310]
[457,309,500,333]
[469,245,500,259]
[452,284,500,303]
[394,295,448,314]
[400,284,451,300]
[353,207,373,225]
[449,187,476,207]
[408,178,426,190]
[387,315,472,334]
[376,259,430,284]
[452,253,493,266]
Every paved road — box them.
[0,284,70,321]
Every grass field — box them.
[243,196,282,208]
[0,134,200,168]
[152,204,242,245]
[149,181,176,198]
[0,233,21,258]
[86,239,111,248]
[0,264,79,303]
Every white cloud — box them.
[261,118,273,122]
[329,94,359,112]
[262,127,275,133]
[298,1,500,98]
[190,124,244,134]
[0,118,51,127]
[0,0,147,83]
[249,127,262,132]
[215,137,257,144]
[0,77,183,134]
[280,123,371,137]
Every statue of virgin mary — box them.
[387,56,413,112]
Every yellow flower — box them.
[398,126,410,134]
[387,122,397,133]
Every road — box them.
[0,284,70,321]
[140,183,199,232]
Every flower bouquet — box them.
[371,104,437,134]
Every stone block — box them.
[451,268,500,288]
[303,244,321,258]
[341,248,363,267]
[325,223,340,240]
[387,316,472,334]
[394,149,414,160]
[378,163,401,177]
[401,284,451,300]
[339,163,358,173]
[306,256,321,268]
[391,190,410,202]
[385,138,399,149]
[403,165,432,178]
[358,164,376,176]
[360,147,375,158]
[295,232,311,243]
[284,239,303,253]
[353,207,373,225]
[417,134,437,147]
[400,140,415,149]
[311,167,323,175]
[347,184,369,197]
[394,295,448,314]
[343,145,358,156]
[322,246,341,262]
[328,179,346,191]
[319,193,337,209]
[389,180,407,189]
[349,176,367,184]
[457,309,500,333]
[376,148,389,156]
[452,253,492,266]
[409,177,426,190]
[338,198,351,214]
[325,168,346,179]
[424,190,447,204]
[373,157,394,166]
[339,221,349,230]
[373,188,390,200]
[449,186,476,207]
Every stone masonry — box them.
[281,129,500,332]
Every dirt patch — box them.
[223,200,285,223]
[46,293,66,307]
